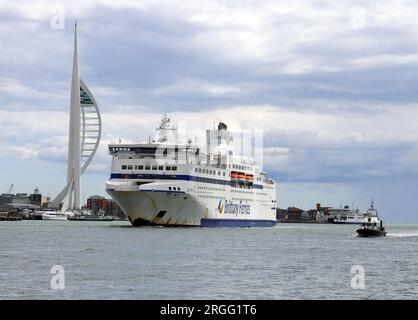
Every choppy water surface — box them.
[0,221,417,299]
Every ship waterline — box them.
[106,116,277,227]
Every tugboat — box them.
[356,199,386,237]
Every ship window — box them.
[223,172,226,176]
[127,165,133,170]
[195,168,198,172]
[166,166,171,171]
[134,165,138,170]
[152,165,157,170]
[134,147,158,155]
[218,171,220,176]
[145,165,150,170]
[122,165,127,170]
[172,166,177,171]
[168,187,172,190]
[138,165,144,170]
[158,166,163,170]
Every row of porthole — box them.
[197,195,220,199]
[168,187,181,191]
[197,186,224,191]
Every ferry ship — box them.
[327,205,366,224]
[105,115,278,227]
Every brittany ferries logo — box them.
[218,199,250,216]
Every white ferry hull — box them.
[106,185,277,227]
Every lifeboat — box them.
[231,171,239,179]
[237,172,246,180]
[245,174,254,181]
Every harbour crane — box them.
[5,184,13,194]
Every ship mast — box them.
[156,113,176,143]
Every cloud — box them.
[2,0,418,221]
[2,104,418,186]
[152,78,242,96]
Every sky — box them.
[1,0,418,222]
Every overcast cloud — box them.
[1,0,418,222]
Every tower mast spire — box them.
[67,21,81,209]
[51,21,102,213]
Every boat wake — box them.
[386,232,418,238]
[275,225,311,229]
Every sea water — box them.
[0,221,417,299]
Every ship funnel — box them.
[218,122,227,131]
